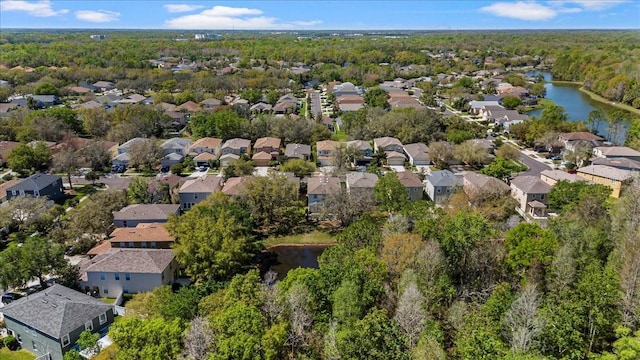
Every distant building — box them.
[90,34,108,40]
[6,173,64,201]
[194,33,221,40]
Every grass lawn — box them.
[93,344,118,360]
[333,130,349,142]
[263,230,336,248]
[100,297,116,304]
[0,348,36,360]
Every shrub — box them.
[4,335,19,350]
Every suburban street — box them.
[517,151,551,177]
[69,175,132,190]
[310,91,322,117]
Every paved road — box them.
[310,91,322,117]
[518,151,551,177]
[69,176,132,190]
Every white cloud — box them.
[163,4,205,13]
[548,0,629,10]
[480,1,558,20]
[557,7,583,13]
[164,5,321,29]
[0,0,68,17]
[75,9,120,23]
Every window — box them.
[34,190,39,196]
[437,188,441,193]
[99,312,107,325]
[150,242,157,248]
[11,190,16,196]
[100,272,105,280]
[194,194,198,199]
[62,334,70,347]
[32,341,38,351]
[128,242,134,248]
[103,287,108,294]
[114,273,120,280]
[85,321,93,331]
[141,242,147,248]
[122,221,128,227]
[125,273,130,281]
[123,286,129,293]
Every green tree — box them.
[374,172,409,213]
[547,180,611,213]
[62,350,84,360]
[109,316,185,360]
[167,192,258,281]
[505,223,559,277]
[222,158,255,181]
[7,142,51,175]
[127,177,151,204]
[34,81,58,95]
[502,96,523,110]
[480,157,521,181]
[241,88,263,104]
[0,236,69,289]
[496,143,521,161]
[279,158,316,178]
[364,87,390,109]
[239,174,305,236]
[76,329,100,355]
[336,309,410,360]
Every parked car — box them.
[1,292,23,305]
[197,166,207,172]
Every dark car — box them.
[1,292,23,304]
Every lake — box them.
[263,245,330,279]
[526,71,628,140]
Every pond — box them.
[263,245,331,280]
[525,71,628,140]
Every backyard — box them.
[0,348,36,360]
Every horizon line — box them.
[1,27,638,31]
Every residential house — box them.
[462,172,510,201]
[558,132,605,151]
[161,152,184,169]
[345,172,378,198]
[2,284,114,360]
[166,111,188,128]
[540,169,589,186]
[321,116,335,132]
[307,176,341,213]
[252,152,273,167]
[222,176,254,196]
[0,178,21,202]
[111,152,130,168]
[221,138,251,156]
[117,137,149,154]
[161,138,192,157]
[346,140,374,165]
[469,100,501,114]
[403,143,430,166]
[397,171,424,201]
[178,175,222,210]
[29,95,60,108]
[79,248,178,298]
[332,82,363,97]
[6,173,64,201]
[284,144,311,161]
[201,98,222,111]
[254,137,281,160]
[385,151,407,166]
[193,152,217,167]
[112,204,180,227]
[0,103,19,119]
[93,81,115,92]
[274,95,298,114]
[374,137,403,153]
[388,95,424,110]
[591,157,640,172]
[316,140,340,166]
[189,137,222,157]
[250,102,273,113]
[593,146,640,161]
[176,101,199,112]
[116,94,147,105]
[88,223,175,255]
[425,170,461,204]
[219,153,240,167]
[510,175,551,219]
[337,95,365,112]
[576,165,633,198]
[0,140,19,165]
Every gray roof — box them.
[374,137,402,148]
[595,146,640,157]
[113,204,180,222]
[83,248,175,274]
[577,165,632,182]
[540,170,586,183]
[118,137,149,152]
[403,143,429,159]
[346,172,378,188]
[427,170,460,187]
[285,143,311,158]
[30,95,57,103]
[510,175,551,194]
[7,173,61,192]
[346,140,372,151]
[179,175,222,193]
[592,157,640,170]
[222,138,251,150]
[161,138,192,150]
[307,176,341,195]
[1,284,112,339]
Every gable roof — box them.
[317,140,340,152]
[427,170,460,187]
[307,176,341,195]
[254,137,281,149]
[179,175,222,193]
[595,146,640,157]
[540,170,587,183]
[592,157,640,170]
[397,171,423,187]
[119,137,149,152]
[222,176,254,196]
[109,223,174,243]
[252,151,272,160]
[1,284,112,339]
[83,248,175,274]
[7,173,61,192]
[176,101,199,112]
[346,140,372,151]
[285,143,311,158]
[374,137,403,148]
[346,172,378,188]
[190,137,222,150]
[463,172,510,192]
[510,175,551,194]
[193,152,217,161]
[403,143,429,159]
[222,138,251,150]
[385,150,406,159]
[112,204,180,222]
[559,132,604,141]
[577,165,632,182]
[161,137,192,150]
[0,178,21,198]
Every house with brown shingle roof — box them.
[374,137,403,153]
[462,172,510,201]
[316,140,341,166]
[221,138,251,156]
[285,143,311,160]
[558,132,605,150]
[307,176,341,213]
[222,176,254,196]
[254,137,281,159]
[576,165,633,198]
[510,175,551,218]
[397,171,424,201]
[79,248,178,298]
[189,137,222,157]
[176,100,199,112]
[178,175,222,210]
[88,223,175,255]
[345,172,378,198]
[0,140,19,165]
[593,146,640,161]
[112,204,180,227]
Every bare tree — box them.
[183,316,214,360]
[261,271,282,325]
[619,233,640,328]
[504,284,544,354]
[52,147,81,190]
[394,280,426,348]
[428,141,454,169]
[319,187,375,227]
[323,320,341,360]
[287,284,313,354]
[129,138,161,170]
[548,244,576,295]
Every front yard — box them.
[0,348,36,360]
[263,230,336,248]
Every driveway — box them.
[517,151,551,177]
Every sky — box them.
[0,0,638,30]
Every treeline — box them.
[0,31,638,108]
